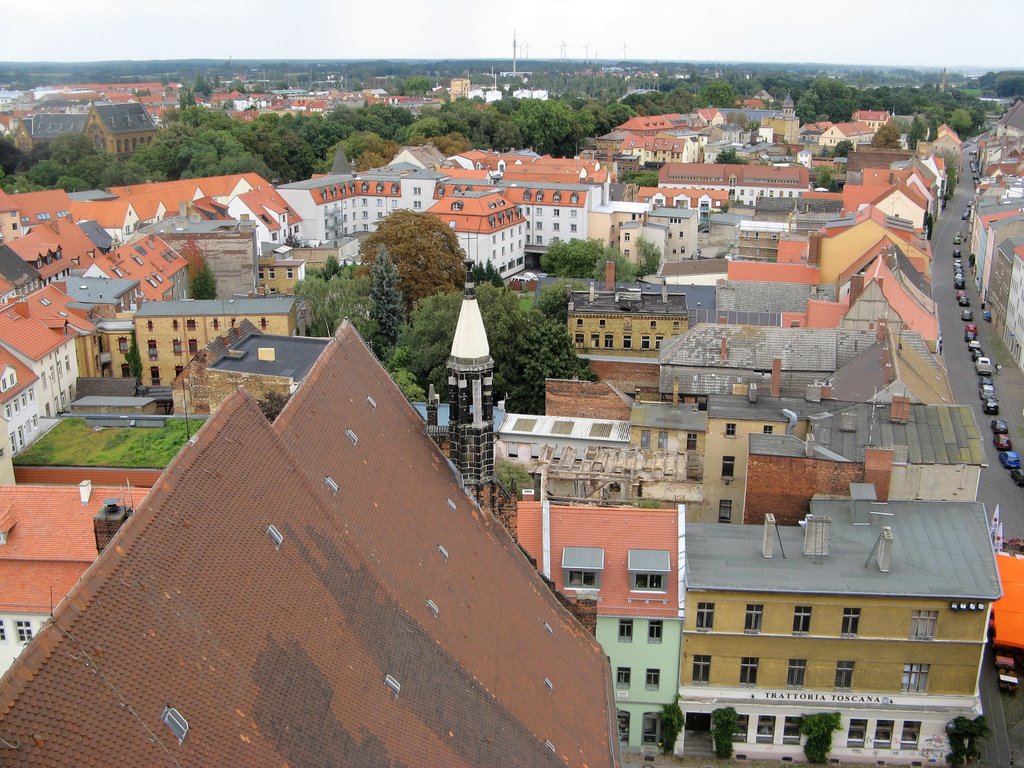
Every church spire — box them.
[448,261,494,487]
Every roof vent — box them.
[346,429,358,445]
[366,395,376,409]
[324,476,339,494]
[447,498,457,511]
[426,599,439,617]
[266,524,283,550]
[802,515,832,557]
[762,513,775,558]
[876,526,894,573]
[160,705,189,744]
[384,674,401,696]
[438,544,449,561]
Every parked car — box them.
[953,248,962,258]
[962,309,974,321]
[1011,468,1024,486]
[957,292,970,306]
[984,398,1001,414]
[977,356,994,375]
[980,383,996,400]
[995,434,1013,451]
[999,450,1020,468]
[971,347,986,362]
[985,309,993,322]
[965,323,978,339]
[954,234,963,244]
[980,376,994,387]
[992,419,1009,434]
[963,210,971,220]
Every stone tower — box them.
[448,262,494,486]
[782,93,795,118]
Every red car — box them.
[965,323,977,335]
[995,434,1013,451]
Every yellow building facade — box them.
[569,287,688,358]
[134,298,300,387]
[676,501,999,764]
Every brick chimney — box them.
[770,357,782,397]
[889,395,911,424]
[12,301,29,318]
[848,273,865,304]
[808,232,822,266]
[426,384,439,427]
[720,335,729,361]
[819,384,833,400]
[604,258,615,291]
[863,447,894,501]
[571,596,598,635]
[93,497,132,553]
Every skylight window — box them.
[160,706,189,744]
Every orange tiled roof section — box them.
[502,185,588,207]
[3,220,97,272]
[0,188,18,214]
[106,173,269,202]
[428,191,524,234]
[7,190,74,225]
[21,283,96,334]
[0,303,74,359]
[517,501,679,619]
[274,322,619,768]
[727,260,820,284]
[0,485,146,613]
[235,187,302,231]
[0,321,619,768]
[0,347,39,403]
[96,235,186,302]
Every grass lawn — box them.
[15,418,192,468]
[518,295,534,312]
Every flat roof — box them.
[63,277,138,304]
[71,396,156,407]
[499,413,631,442]
[209,334,329,379]
[685,498,1001,600]
[631,402,707,432]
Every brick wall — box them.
[745,453,864,524]
[586,358,660,395]
[158,230,257,300]
[545,380,632,420]
[206,370,292,413]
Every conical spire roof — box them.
[449,261,491,364]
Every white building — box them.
[427,189,527,278]
[0,304,79,421]
[0,350,40,456]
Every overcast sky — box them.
[3,0,1022,70]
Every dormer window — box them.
[562,546,604,590]
[628,549,670,591]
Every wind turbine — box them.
[522,41,530,58]
[560,40,568,62]
[584,43,589,62]
[622,42,629,61]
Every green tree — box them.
[800,712,842,763]
[359,210,465,313]
[697,81,737,108]
[946,716,989,766]
[496,459,532,497]
[593,247,638,284]
[660,696,684,755]
[711,706,738,759]
[535,281,572,325]
[620,170,660,187]
[295,272,373,337]
[369,247,404,360]
[126,330,143,381]
[509,313,592,413]
[831,139,854,158]
[871,121,902,149]
[190,261,217,300]
[400,75,432,96]
[385,346,426,402]
[472,261,505,288]
[947,107,973,138]
[907,116,928,150]
[541,239,605,277]
[815,166,835,191]
[257,391,290,422]
[715,147,746,165]
[635,237,661,277]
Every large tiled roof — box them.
[91,102,155,133]
[716,280,836,314]
[24,113,86,139]
[0,324,619,767]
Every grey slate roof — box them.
[889,243,930,298]
[63,277,138,304]
[135,297,295,317]
[76,219,115,251]
[754,196,843,214]
[661,325,878,373]
[569,288,687,316]
[208,333,329,379]
[805,401,984,465]
[630,402,708,432]
[689,308,781,327]
[92,102,154,133]
[0,246,41,289]
[716,280,836,314]
[685,498,1000,599]
[24,113,86,139]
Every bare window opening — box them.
[266,525,283,549]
